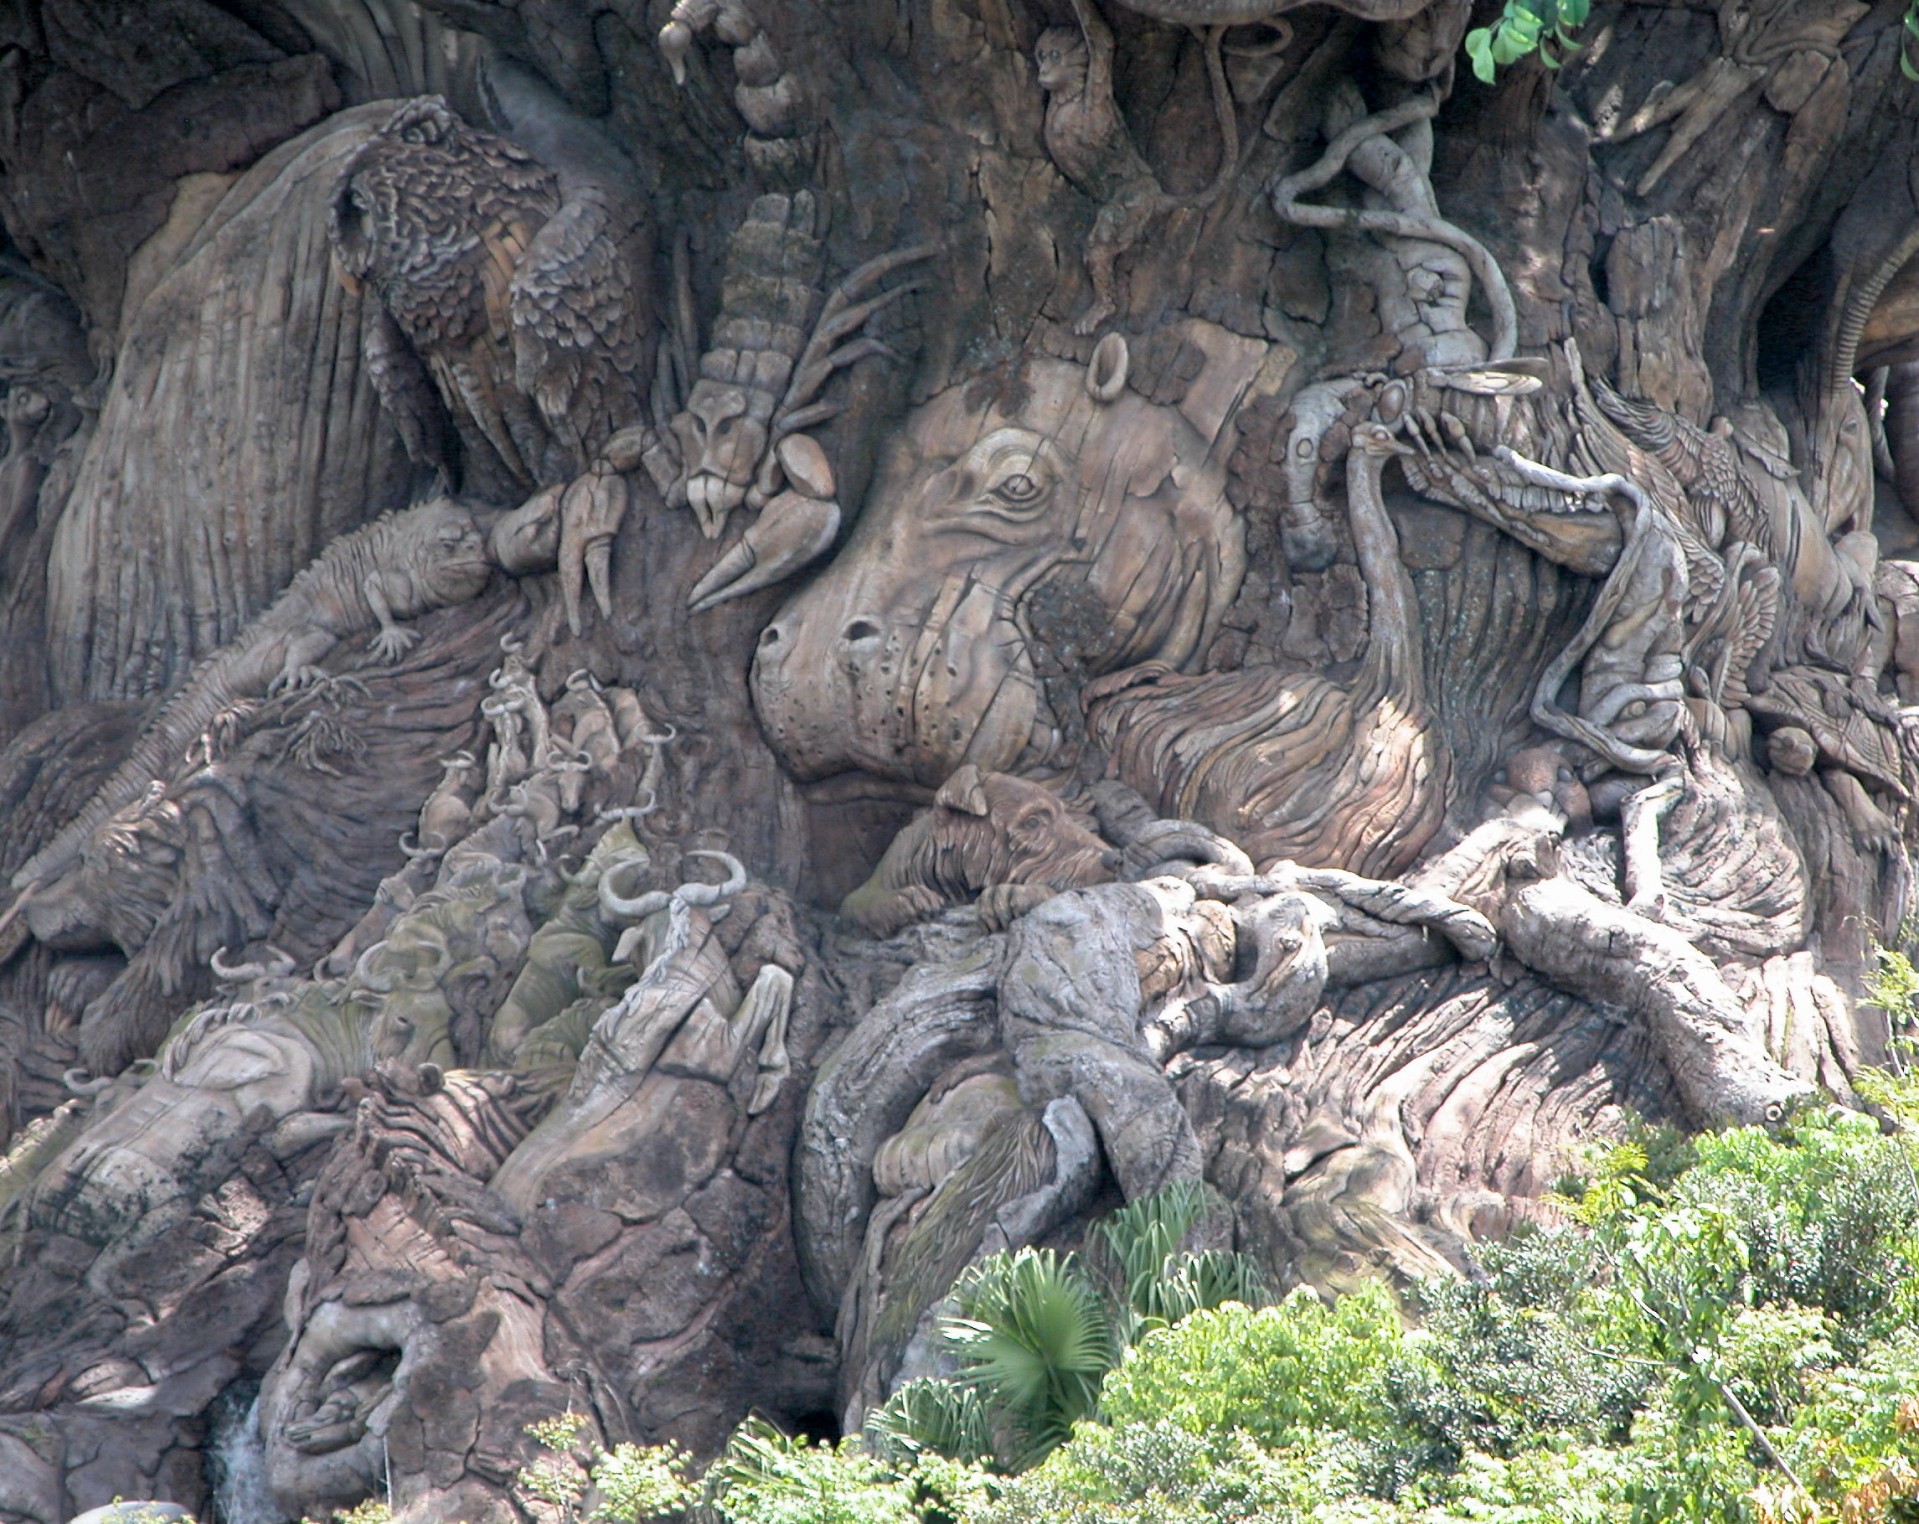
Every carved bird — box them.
[330,96,655,512]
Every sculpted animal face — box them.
[22,788,184,954]
[30,1023,327,1244]
[752,341,1244,784]
[842,766,1120,935]
[672,377,776,528]
[406,498,495,607]
[1035,27,1088,93]
[329,96,559,337]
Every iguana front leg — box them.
[269,629,342,694]
[363,572,421,662]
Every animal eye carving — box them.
[994,472,1044,507]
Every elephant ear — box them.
[1085,333,1129,404]
[936,764,991,816]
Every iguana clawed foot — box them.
[368,625,420,662]
[269,665,331,696]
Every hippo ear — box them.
[936,764,990,816]
[1086,333,1129,404]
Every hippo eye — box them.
[994,473,1044,507]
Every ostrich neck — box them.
[1345,446,1424,699]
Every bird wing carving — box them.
[508,186,652,473]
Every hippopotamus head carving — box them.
[752,334,1246,784]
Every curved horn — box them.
[63,1068,112,1097]
[0,879,42,944]
[353,942,400,994]
[209,946,261,982]
[599,856,672,920]
[596,789,658,822]
[640,724,677,747]
[397,831,442,861]
[443,749,477,771]
[678,849,746,906]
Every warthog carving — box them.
[840,766,1121,935]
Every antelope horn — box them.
[597,791,659,822]
[641,725,677,748]
[353,942,401,994]
[0,879,41,944]
[678,849,746,906]
[210,946,264,982]
[600,855,672,920]
[63,1068,112,1097]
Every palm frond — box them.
[945,1246,1118,1465]
[866,1377,995,1466]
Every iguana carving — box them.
[14,497,496,896]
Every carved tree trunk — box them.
[0,0,1915,1517]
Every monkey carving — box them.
[1037,0,1239,334]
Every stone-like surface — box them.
[0,0,1914,1516]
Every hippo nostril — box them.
[843,619,881,643]
[759,625,783,648]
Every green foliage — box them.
[971,1419,1355,1523]
[1100,1285,1403,1450]
[516,1093,1919,1523]
[1091,1180,1270,1336]
[709,1419,926,1524]
[592,1442,702,1523]
[867,1379,997,1469]
[944,1247,1120,1469]
[520,1415,698,1523]
[893,1183,1273,1471]
[1906,3,1919,84]
[1463,0,1591,82]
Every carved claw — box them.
[368,625,420,663]
[559,470,630,634]
[687,492,840,613]
[270,665,330,696]
[660,19,695,84]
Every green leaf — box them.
[1465,28,1498,83]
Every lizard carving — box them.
[14,497,497,898]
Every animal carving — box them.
[331,94,653,497]
[13,498,496,901]
[752,333,1245,785]
[14,499,495,902]
[1037,0,1237,334]
[841,766,1121,936]
[1087,422,1449,879]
